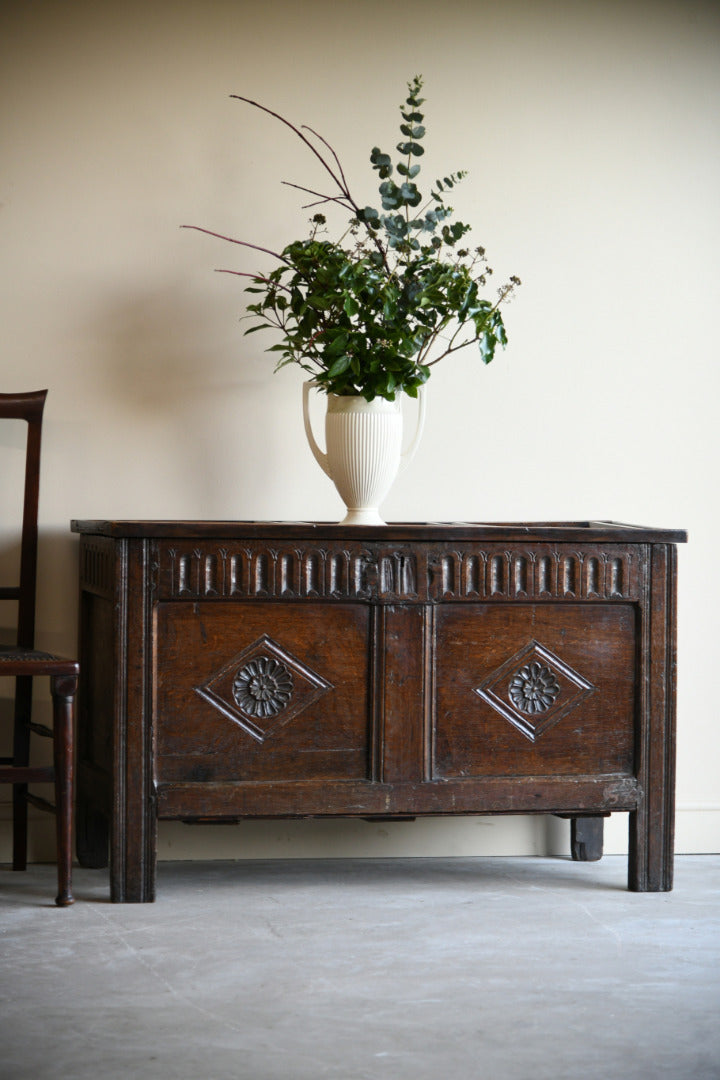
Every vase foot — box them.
[338,508,386,526]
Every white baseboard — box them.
[154,807,720,860]
[2,805,719,863]
[547,806,720,857]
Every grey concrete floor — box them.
[1,856,719,1080]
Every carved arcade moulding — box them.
[152,541,640,602]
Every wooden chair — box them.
[0,390,78,905]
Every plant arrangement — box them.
[185,76,520,402]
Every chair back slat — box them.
[0,389,47,649]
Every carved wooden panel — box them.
[431,602,637,780]
[79,535,116,599]
[154,601,373,784]
[195,633,333,744]
[474,639,595,742]
[77,591,115,775]
[428,544,640,602]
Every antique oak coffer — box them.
[71,520,686,902]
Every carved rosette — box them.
[195,634,333,743]
[232,656,293,719]
[508,662,560,715]
[474,639,595,742]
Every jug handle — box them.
[398,388,426,473]
[302,380,332,478]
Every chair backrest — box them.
[0,390,47,649]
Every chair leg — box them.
[12,675,33,871]
[50,673,77,907]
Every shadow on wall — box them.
[0,407,78,658]
[0,533,79,660]
[86,281,299,517]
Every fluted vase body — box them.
[302,382,425,526]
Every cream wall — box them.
[1,0,718,863]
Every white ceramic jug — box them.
[302,380,426,525]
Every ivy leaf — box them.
[326,353,352,377]
[325,331,349,355]
[478,332,495,363]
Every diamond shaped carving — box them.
[195,634,333,743]
[474,639,595,743]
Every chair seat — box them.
[0,645,79,677]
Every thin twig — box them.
[302,124,353,198]
[215,269,293,295]
[230,94,347,199]
[281,180,354,211]
[181,225,290,266]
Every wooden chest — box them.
[72,520,685,901]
